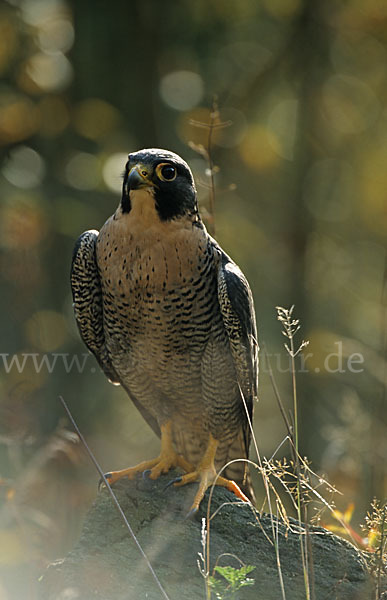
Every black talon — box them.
[185,507,199,520]
[164,476,182,492]
[142,469,152,480]
[98,473,112,491]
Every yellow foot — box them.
[102,453,193,486]
[100,421,194,487]
[167,433,250,515]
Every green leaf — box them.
[210,565,256,598]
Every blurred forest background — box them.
[0,0,386,598]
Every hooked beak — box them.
[127,164,156,190]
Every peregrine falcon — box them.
[71,148,258,513]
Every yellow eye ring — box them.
[156,163,177,182]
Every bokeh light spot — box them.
[0,96,40,144]
[65,152,101,191]
[0,194,48,249]
[38,18,74,53]
[2,146,45,189]
[239,125,281,171]
[322,74,379,134]
[160,70,204,111]
[331,33,387,85]
[73,98,120,141]
[25,52,73,92]
[262,0,302,18]
[102,153,128,193]
[330,0,387,26]
[25,310,68,352]
[20,0,69,26]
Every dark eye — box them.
[156,163,177,182]
[162,166,176,180]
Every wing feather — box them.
[216,246,259,445]
[70,230,161,438]
[71,230,120,384]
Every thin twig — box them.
[262,344,293,444]
[206,107,217,235]
[275,502,288,600]
[189,97,232,237]
[276,306,311,600]
[58,396,170,600]
[304,504,316,600]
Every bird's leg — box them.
[170,433,250,514]
[103,421,193,486]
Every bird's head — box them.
[121,148,199,222]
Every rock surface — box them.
[40,470,373,600]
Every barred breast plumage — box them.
[71,148,258,513]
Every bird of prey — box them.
[71,148,258,514]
